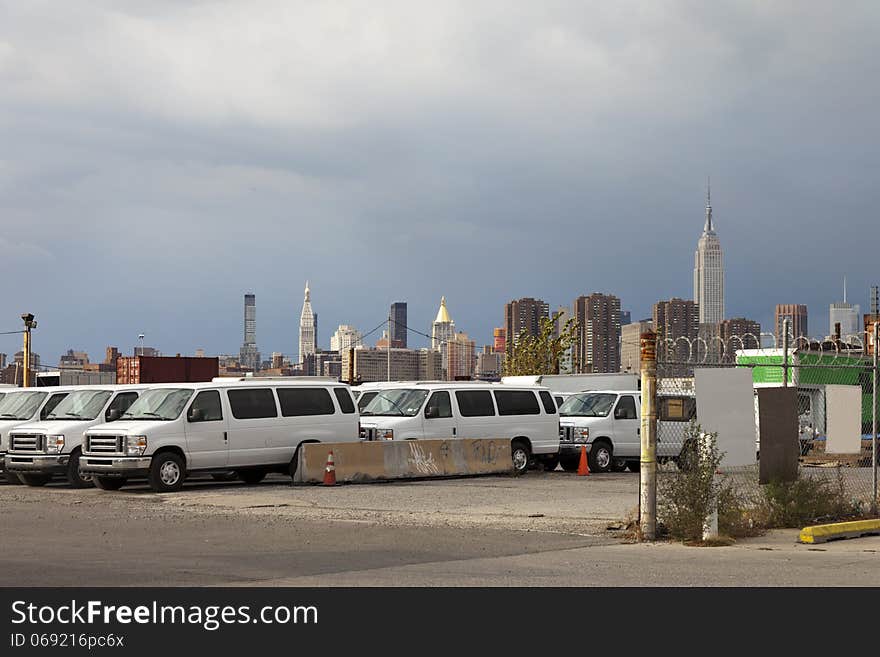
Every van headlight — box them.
[126,435,148,456]
[45,435,65,453]
[575,428,589,443]
[378,429,394,441]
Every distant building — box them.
[775,304,808,344]
[14,350,41,371]
[117,356,219,384]
[493,328,506,353]
[621,311,632,326]
[829,278,860,340]
[654,298,699,363]
[134,346,160,357]
[194,348,206,358]
[59,349,89,370]
[447,332,475,380]
[271,352,285,369]
[391,302,408,348]
[0,353,5,369]
[342,347,441,383]
[475,346,503,380]
[573,293,621,373]
[239,293,261,371]
[431,297,456,377]
[720,317,761,352]
[376,331,405,349]
[694,181,725,324]
[330,325,362,353]
[298,281,316,365]
[105,347,120,367]
[621,320,653,373]
[504,297,549,352]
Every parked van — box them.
[558,390,642,473]
[358,382,560,474]
[0,386,74,483]
[6,385,147,487]
[80,379,360,493]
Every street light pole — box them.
[21,313,36,388]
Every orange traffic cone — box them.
[577,445,590,476]
[323,450,336,486]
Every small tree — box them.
[502,312,577,376]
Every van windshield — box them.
[46,390,112,420]
[361,389,429,417]
[0,391,48,420]
[558,393,617,417]
[122,388,193,421]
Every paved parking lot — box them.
[2,470,879,586]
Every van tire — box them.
[210,472,238,482]
[20,473,51,487]
[237,470,266,485]
[511,440,530,475]
[93,476,127,491]
[66,449,92,488]
[588,440,613,473]
[560,457,580,472]
[541,455,560,472]
[611,457,628,472]
[3,472,24,484]
[149,452,185,492]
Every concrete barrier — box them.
[295,439,513,484]
[799,519,880,544]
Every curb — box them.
[799,519,880,544]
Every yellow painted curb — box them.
[799,519,880,544]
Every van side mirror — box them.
[425,406,439,419]
[189,408,204,422]
[106,409,122,422]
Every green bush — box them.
[759,471,859,527]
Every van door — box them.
[184,390,229,469]
[612,394,640,457]
[224,388,279,466]
[453,390,497,439]
[422,391,456,439]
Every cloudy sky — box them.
[1,0,878,363]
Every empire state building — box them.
[693,182,725,324]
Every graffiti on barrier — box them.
[408,442,441,475]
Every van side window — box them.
[227,389,278,419]
[614,395,637,420]
[333,388,356,414]
[106,392,139,421]
[277,388,336,416]
[455,390,496,417]
[494,390,540,416]
[189,391,223,422]
[40,393,69,421]
[357,391,378,412]
[425,391,452,418]
[539,391,557,414]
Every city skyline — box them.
[2,4,878,361]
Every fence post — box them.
[639,330,657,540]
[873,321,878,515]
[782,318,790,388]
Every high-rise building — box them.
[431,297,456,377]
[447,332,476,380]
[719,318,761,350]
[621,320,653,373]
[504,297,549,352]
[271,352,284,369]
[475,345,503,380]
[829,278,861,340]
[298,281,316,365]
[654,298,700,340]
[621,311,632,326]
[391,302,408,348]
[330,325,362,353]
[342,347,441,383]
[573,293,621,373]
[693,181,725,324]
[775,304,808,344]
[493,328,507,353]
[239,293,260,371]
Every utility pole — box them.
[782,318,791,388]
[21,313,36,388]
[387,312,392,382]
[639,330,657,540]
[348,347,355,386]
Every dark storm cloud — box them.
[1,0,878,361]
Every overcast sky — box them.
[1,1,878,363]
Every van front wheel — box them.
[588,440,613,473]
[149,453,185,492]
[93,476,127,491]
[511,440,530,475]
[66,449,92,488]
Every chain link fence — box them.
[655,331,879,531]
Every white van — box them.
[80,379,360,493]
[0,386,75,483]
[6,385,147,487]
[358,382,560,474]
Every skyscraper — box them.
[446,331,476,380]
[654,298,700,363]
[693,181,725,324]
[298,281,316,365]
[775,304,808,344]
[504,297,549,352]
[239,293,260,371]
[573,293,621,373]
[330,325,362,352]
[829,277,861,339]
[391,302,408,348]
[432,297,455,377]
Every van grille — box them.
[559,426,574,443]
[87,436,123,453]
[360,427,377,441]
[11,434,42,452]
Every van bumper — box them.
[79,456,151,478]
[559,442,592,456]
[5,454,69,475]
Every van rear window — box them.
[455,390,496,417]
[494,390,540,416]
[333,388,356,414]
[539,391,557,414]
[277,388,336,416]
[228,389,278,419]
